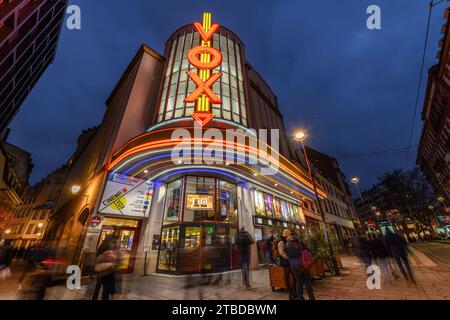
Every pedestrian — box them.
[370,232,398,281]
[284,229,315,300]
[383,229,415,283]
[355,234,372,268]
[265,230,275,266]
[92,233,122,300]
[236,227,255,289]
[0,240,14,281]
[277,229,297,299]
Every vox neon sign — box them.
[185,12,222,127]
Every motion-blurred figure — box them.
[355,234,372,268]
[92,233,122,300]
[370,233,398,281]
[383,229,415,283]
[265,230,275,266]
[236,227,254,289]
[278,229,297,300]
[0,240,14,281]
[285,229,315,300]
[17,241,59,300]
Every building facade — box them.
[47,13,329,275]
[0,138,32,238]
[3,165,67,248]
[0,0,67,134]
[417,6,450,209]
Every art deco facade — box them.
[0,0,67,134]
[417,6,450,208]
[46,13,352,275]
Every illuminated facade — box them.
[49,13,329,275]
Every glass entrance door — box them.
[97,218,141,273]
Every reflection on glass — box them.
[254,190,265,216]
[163,180,183,225]
[217,180,237,223]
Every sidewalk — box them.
[41,253,450,300]
[3,251,450,300]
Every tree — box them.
[376,168,435,233]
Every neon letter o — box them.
[188,46,223,69]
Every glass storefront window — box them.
[217,180,237,223]
[163,180,183,225]
[273,197,282,219]
[158,226,179,271]
[280,200,289,221]
[264,193,274,217]
[184,177,215,222]
[254,190,265,216]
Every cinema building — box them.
[48,13,334,275]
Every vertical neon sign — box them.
[184,12,222,127]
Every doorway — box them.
[97,217,142,273]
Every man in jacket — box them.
[237,227,255,289]
[285,230,315,300]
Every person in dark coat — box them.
[92,233,121,300]
[236,227,255,289]
[285,230,315,300]
[383,229,415,282]
[355,234,372,268]
[265,230,275,266]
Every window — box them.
[163,179,183,225]
[184,177,215,222]
[217,180,237,223]
[32,210,39,220]
[26,224,35,235]
[39,211,46,220]
[263,193,274,217]
[254,190,265,216]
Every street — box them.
[2,241,450,300]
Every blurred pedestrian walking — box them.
[383,229,415,283]
[236,227,254,289]
[92,233,122,300]
[0,240,14,281]
[285,229,315,300]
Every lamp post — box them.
[294,130,340,276]
[350,176,374,238]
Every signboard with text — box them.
[186,194,214,211]
[99,173,153,217]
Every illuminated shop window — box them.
[254,190,266,216]
[280,200,289,221]
[273,197,282,219]
[263,193,274,217]
[184,176,215,223]
[217,180,237,224]
[163,179,183,225]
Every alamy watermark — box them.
[170,126,280,176]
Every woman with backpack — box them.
[285,229,315,300]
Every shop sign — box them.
[186,194,214,211]
[90,216,102,228]
[99,173,154,217]
[185,12,222,127]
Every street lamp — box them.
[294,129,340,276]
[350,177,363,202]
[71,185,81,194]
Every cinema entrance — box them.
[97,217,142,273]
[156,176,240,274]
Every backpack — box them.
[298,241,313,270]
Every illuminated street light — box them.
[71,185,81,194]
[5,229,11,234]
[351,177,360,184]
[294,130,308,142]
[293,128,339,276]
[37,223,44,228]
